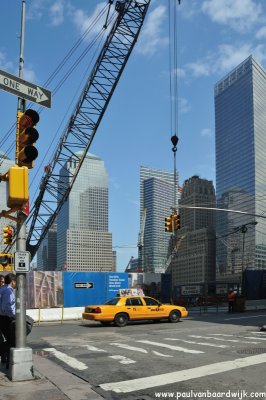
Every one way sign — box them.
[0,69,51,108]
[74,282,94,289]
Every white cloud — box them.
[27,0,50,20]
[201,128,212,137]
[136,5,168,56]
[23,67,37,83]
[179,97,190,114]
[186,61,211,77]
[202,0,262,32]
[49,0,65,26]
[0,52,14,71]
[70,2,109,38]
[186,43,266,78]
[256,26,266,39]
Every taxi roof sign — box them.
[118,288,144,297]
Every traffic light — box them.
[173,214,181,231]
[165,216,173,232]
[16,109,40,168]
[0,253,13,271]
[3,225,14,245]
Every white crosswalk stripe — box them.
[99,353,266,393]
[43,348,88,370]
[190,335,259,344]
[137,339,204,354]
[110,343,148,353]
[109,355,136,364]
[165,337,229,348]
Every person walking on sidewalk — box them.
[0,273,16,368]
[227,288,236,313]
[0,274,7,364]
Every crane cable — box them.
[168,0,180,139]
[29,12,117,196]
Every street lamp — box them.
[235,221,258,295]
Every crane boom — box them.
[26,0,151,258]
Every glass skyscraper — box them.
[215,56,266,282]
[140,166,180,273]
[57,152,113,271]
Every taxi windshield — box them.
[104,297,120,305]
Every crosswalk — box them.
[40,330,266,393]
[42,331,266,368]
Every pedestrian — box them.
[227,288,236,313]
[0,274,6,362]
[0,273,16,368]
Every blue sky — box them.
[1,0,266,271]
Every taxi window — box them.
[125,297,143,306]
[104,297,120,305]
[144,297,159,306]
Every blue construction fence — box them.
[11,269,266,309]
[25,271,164,309]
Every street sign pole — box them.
[9,0,34,382]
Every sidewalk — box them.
[0,352,104,400]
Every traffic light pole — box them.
[9,0,34,381]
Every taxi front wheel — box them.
[168,310,181,323]
[114,313,128,327]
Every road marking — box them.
[190,335,258,344]
[84,345,106,352]
[110,343,148,353]
[99,353,266,393]
[210,333,234,336]
[109,355,135,364]
[137,340,204,354]
[43,348,88,370]
[165,338,229,348]
[210,333,266,341]
[152,351,173,357]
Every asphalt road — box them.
[28,311,266,400]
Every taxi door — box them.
[143,297,165,318]
[125,297,146,320]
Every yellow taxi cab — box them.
[82,291,188,327]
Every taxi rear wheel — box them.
[168,310,181,323]
[114,313,128,327]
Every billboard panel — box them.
[63,272,128,307]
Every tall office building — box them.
[170,176,216,287]
[57,152,114,271]
[0,151,15,254]
[215,56,266,282]
[37,222,57,270]
[140,166,180,273]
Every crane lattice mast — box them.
[26,0,151,258]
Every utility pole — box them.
[9,0,34,381]
[237,221,257,296]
